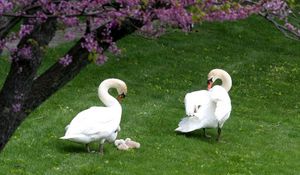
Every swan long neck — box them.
[98,79,121,107]
[219,71,232,92]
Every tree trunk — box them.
[0,17,143,152]
[0,18,57,151]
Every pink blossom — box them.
[36,11,48,23]
[263,0,289,19]
[64,32,76,41]
[81,34,100,53]
[285,23,296,31]
[108,42,121,55]
[59,54,73,67]
[0,0,13,15]
[19,25,34,38]
[12,103,21,112]
[12,46,33,60]
[96,54,108,65]
[61,17,79,27]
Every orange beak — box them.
[207,79,213,90]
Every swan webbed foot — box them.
[86,144,91,153]
[216,126,222,142]
[203,128,211,138]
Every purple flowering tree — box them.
[0,0,298,151]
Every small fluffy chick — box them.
[125,138,140,149]
[114,139,129,150]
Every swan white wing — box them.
[209,85,231,122]
[175,116,203,132]
[214,101,231,121]
[184,90,211,116]
[177,90,217,132]
[63,107,120,141]
[184,92,196,116]
[175,109,218,132]
[70,107,116,124]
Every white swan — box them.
[60,78,127,154]
[175,69,232,141]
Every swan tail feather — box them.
[60,136,69,140]
[175,116,203,133]
[60,134,77,140]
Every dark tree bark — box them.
[0,17,21,38]
[0,17,143,152]
[0,16,57,151]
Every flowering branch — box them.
[244,0,300,40]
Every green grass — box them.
[0,16,300,174]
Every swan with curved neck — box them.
[60,78,127,154]
[99,78,127,107]
[176,69,232,141]
[207,69,232,92]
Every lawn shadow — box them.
[57,142,117,155]
[57,142,88,154]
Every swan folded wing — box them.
[63,120,117,143]
[64,107,120,138]
[69,107,117,125]
[214,101,231,122]
[209,86,231,122]
[184,93,197,116]
[184,90,211,116]
[209,85,229,100]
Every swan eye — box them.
[121,93,126,98]
[207,78,213,84]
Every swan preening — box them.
[175,69,232,141]
[60,78,127,154]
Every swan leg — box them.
[99,139,105,155]
[99,144,104,155]
[203,128,211,138]
[216,125,222,141]
[85,144,91,153]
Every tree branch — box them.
[24,17,144,112]
[0,17,20,35]
[242,0,300,40]
[263,14,300,40]
[0,16,21,55]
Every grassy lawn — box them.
[0,16,299,174]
